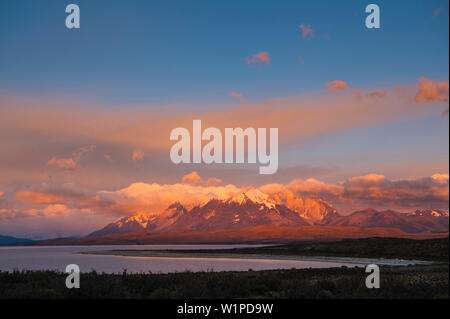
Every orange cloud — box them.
[432,173,449,184]
[16,183,90,205]
[104,154,113,162]
[25,204,71,218]
[0,208,31,220]
[132,150,144,161]
[326,80,348,93]
[182,171,223,186]
[47,157,77,170]
[0,80,440,162]
[0,191,4,197]
[415,77,449,103]
[352,89,362,99]
[13,173,448,221]
[181,171,203,184]
[47,145,96,171]
[0,79,447,189]
[231,91,245,102]
[245,52,270,69]
[366,90,387,99]
[299,24,314,38]
[16,190,67,205]
[263,173,449,211]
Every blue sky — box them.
[0,0,448,105]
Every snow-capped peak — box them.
[228,189,277,209]
[116,214,153,228]
[409,209,449,217]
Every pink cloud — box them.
[13,172,449,221]
[231,91,245,103]
[299,24,314,38]
[47,157,77,170]
[47,145,96,171]
[245,52,270,69]
[132,150,144,161]
[262,173,449,211]
[182,171,223,186]
[326,80,348,93]
[366,90,387,99]
[415,77,449,103]
[104,154,113,163]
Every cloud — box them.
[326,80,348,93]
[432,173,449,184]
[16,185,87,208]
[415,77,449,103]
[0,206,115,239]
[322,33,330,40]
[365,90,387,99]
[182,171,223,186]
[0,205,75,220]
[47,157,77,170]
[287,173,448,210]
[259,173,449,212]
[433,9,441,17]
[0,208,31,220]
[25,204,71,218]
[245,52,270,69]
[0,79,446,189]
[1,80,442,161]
[334,85,387,101]
[299,24,314,38]
[47,145,96,171]
[298,55,304,65]
[132,150,144,161]
[104,154,113,162]
[352,89,362,99]
[231,92,245,103]
[13,173,448,222]
[0,192,4,197]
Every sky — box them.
[0,0,448,238]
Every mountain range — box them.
[0,235,34,245]
[88,189,448,238]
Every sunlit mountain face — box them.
[88,189,448,238]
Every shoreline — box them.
[79,250,435,266]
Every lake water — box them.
[0,245,358,274]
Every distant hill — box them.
[37,225,448,245]
[0,235,34,245]
[328,208,449,233]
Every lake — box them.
[0,245,359,273]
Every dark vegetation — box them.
[113,237,450,262]
[1,237,448,299]
[0,264,447,299]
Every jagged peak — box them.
[167,201,185,210]
[226,189,277,209]
[410,209,449,217]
